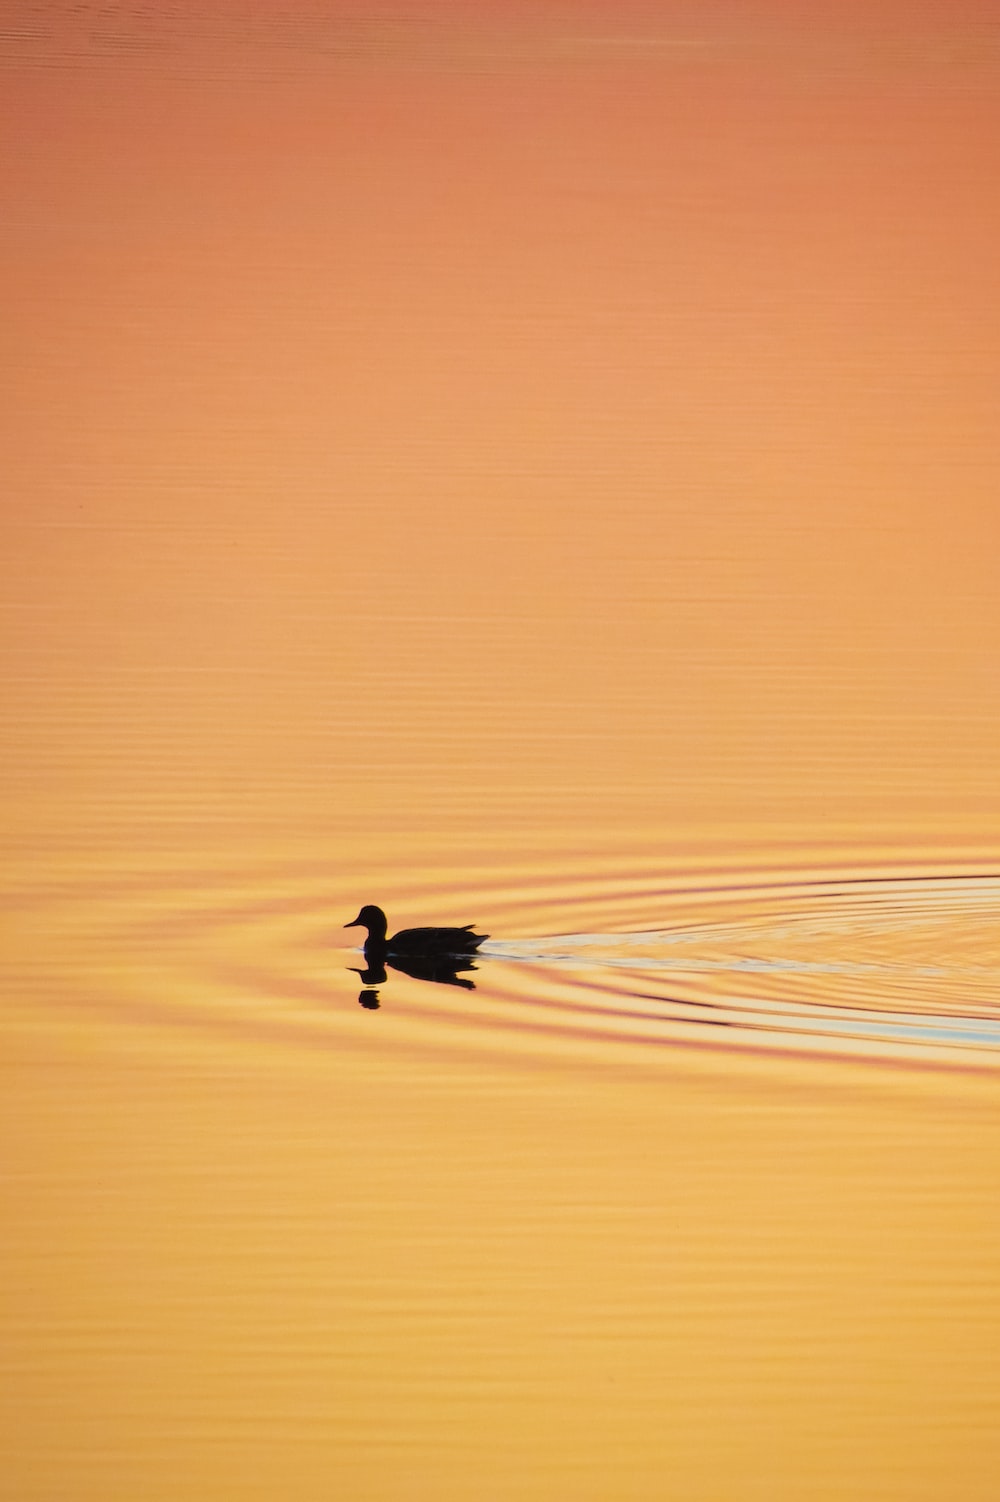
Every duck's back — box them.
[389,923,488,957]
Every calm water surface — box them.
[4,7,1000,1500]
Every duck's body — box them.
[345,904,488,958]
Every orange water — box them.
[3,7,1000,1499]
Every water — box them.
[4,7,1000,1500]
[7,831,1000,1500]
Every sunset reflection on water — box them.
[4,5,1000,1499]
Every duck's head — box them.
[345,904,388,942]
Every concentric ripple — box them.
[482,873,1000,1062]
[11,842,999,1070]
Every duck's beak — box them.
[344,914,362,928]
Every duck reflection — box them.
[349,953,480,1007]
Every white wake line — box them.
[479,942,1000,1049]
[482,939,959,980]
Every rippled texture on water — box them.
[14,836,999,1066]
[7,830,1000,1497]
[4,5,1000,1500]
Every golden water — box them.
[4,7,1000,1499]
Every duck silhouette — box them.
[345,904,488,959]
[345,905,489,1008]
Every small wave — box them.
[478,873,1000,1063]
[19,844,998,1071]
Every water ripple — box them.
[475,873,1000,1064]
[12,845,999,1070]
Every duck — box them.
[345,904,488,958]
